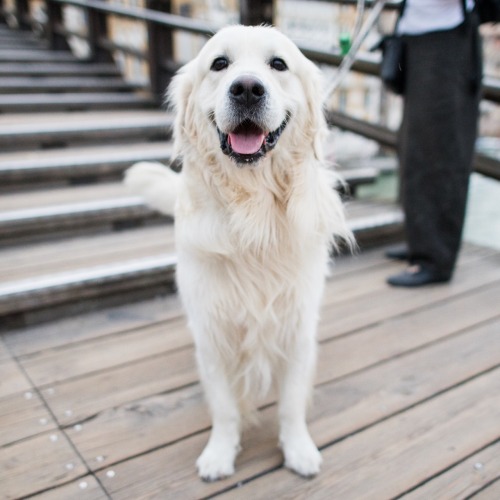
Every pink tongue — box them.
[229,131,265,155]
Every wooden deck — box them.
[1,243,499,499]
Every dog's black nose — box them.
[229,76,266,106]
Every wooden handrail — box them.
[327,110,500,181]
[49,0,218,36]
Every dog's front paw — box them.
[281,432,322,478]
[196,442,238,482]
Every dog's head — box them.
[168,25,326,167]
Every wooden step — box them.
[0,30,148,111]
[0,225,175,284]
[0,76,147,93]
[0,196,159,244]
[345,199,403,246]
[0,92,156,112]
[0,183,161,244]
[0,200,403,318]
[0,48,78,62]
[0,225,177,316]
[0,253,178,317]
[0,39,49,49]
[337,166,377,192]
[0,31,41,44]
[0,111,173,149]
[0,62,121,77]
[0,142,173,189]
[0,25,38,35]
[0,144,373,192]
[341,155,398,175]
[0,181,402,246]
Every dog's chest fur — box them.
[179,156,331,266]
[174,156,343,406]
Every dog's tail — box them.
[124,162,180,217]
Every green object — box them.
[339,33,351,55]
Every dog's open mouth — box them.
[217,117,288,165]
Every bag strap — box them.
[399,0,407,17]
[395,0,407,31]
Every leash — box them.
[323,0,389,103]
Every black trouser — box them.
[398,15,481,277]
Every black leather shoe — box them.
[385,244,409,261]
[387,265,451,287]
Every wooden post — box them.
[15,0,31,29]
[146,0,175,103]
[46,0,71,50]
[87,5,113,62]
[239,0,273,26]
[0,0,7,24]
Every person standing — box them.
[386,0,483,287]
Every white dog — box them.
[125,25,353,481]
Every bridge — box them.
[1,1,499,498]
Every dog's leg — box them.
[278,332,322,477]
[195,346,241,481]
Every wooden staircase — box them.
[0,25,403,326]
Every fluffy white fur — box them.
[125,25,353,481]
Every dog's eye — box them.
[270,57,288,71]
[211,57,229,72]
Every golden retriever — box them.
[125,25,352,481]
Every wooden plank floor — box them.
[1,243,499,499]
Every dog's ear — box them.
[166,60,197,159]
[300,59,327,161]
